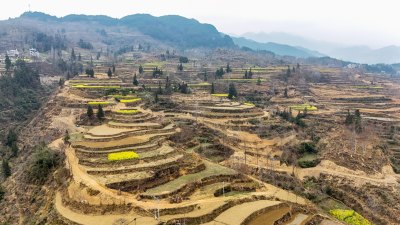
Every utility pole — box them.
[257,147,259,168]
[244,141,247,166]
[222,181,225,197]
[154,197,160,221]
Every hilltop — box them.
[0,11,234,52]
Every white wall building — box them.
[29,48,40,57]
[6,49,19,57]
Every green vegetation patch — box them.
[211,93,229,97]
[290,103,318,111]
[188,82,212,87]
[221,78,266,83]
[69,133,84,142]
[115,109,140,115]
[298,154,320,168]
[144,161,236,195]
[108,151,139,161]
[26,144,61,184]
[352,85,383,89]
[329,209,371,225]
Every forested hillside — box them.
[18,12,234,49]
[0,60,48,134]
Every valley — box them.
[0,11,399,225]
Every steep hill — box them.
[14,11,234,49]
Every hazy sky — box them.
[1,0,399,48]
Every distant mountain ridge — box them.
[241,32,400,64]
[19,11,234,48]
[232,36,325,58]
[329,45,400,64]
[241,32,341,54]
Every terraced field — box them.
[54,77,323,225]
[143,161,237,196]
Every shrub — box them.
[108,151,139,161]
[87,105,94,118]
[298,154,320,168]
[97,105,105,119]
[179,56,189,63]
[78,39,93,49]
[228,83,238,99]
[26,145,61,184]
[298,142,317,154]
[330,209,371,225]
[2,159,11,178]
[11,142,18,157]
[87,188,100,196]
[0,185,4,202]
[5,129,17,147]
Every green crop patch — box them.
[188,82,212,87]
[290,104,318,111]
[352,86,383,89]
[211,93,228,97]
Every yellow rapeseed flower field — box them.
[108,151,139,161]
[329,209,371,225]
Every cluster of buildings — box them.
[4,48,40,58]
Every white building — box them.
[29,48,40,57]
[6,49,19,57]
[346,63,358,69]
